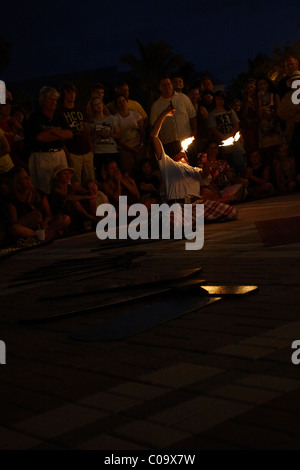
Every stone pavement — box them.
[0,193,300,450]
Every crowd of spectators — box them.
[1,54,300,247]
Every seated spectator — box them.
[24,86,73,194]
[208,90,246,176]
[7,167,70,241]
[246,150,274,198]
[87,97,121,180]
[0,128,14,179]
[274,143,300,193]
[135,158,161,209]
[49,165,96,231]
[200,140,247,203]
[80,179,109,223]
[101,160,140,209]
[114,94,145,175]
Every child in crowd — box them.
[246,150,274,198]
[274,143,300,193]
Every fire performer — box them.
[150,105,238,223]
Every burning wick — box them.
[219,131,241,147]
[179,137,195,163]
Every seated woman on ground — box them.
[274,143,300,193]
[246,149,274,198]
[101,160,140,210]
[8,167,70,242]
[200,140,248,203]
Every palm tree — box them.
[121,39,186,109]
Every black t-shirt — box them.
[24,110,69,153]
[59,107,91,155]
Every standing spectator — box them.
[87,97,121,180]
[172,76,185,93]
[188,86,209,152]
[86,82,111,118]
[107,82,148,126]
[277,55,299,99]
[208,90,245,176]
[25,86,73,194]
[200,76,214,93]
[240,78,259,154]
[114,94,145,175]
[257,76,283,168]
[58,82,95,186]
[150,76,197,159]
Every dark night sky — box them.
[1,0,299,87]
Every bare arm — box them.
[150,105,175,160]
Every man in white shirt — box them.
[150,76,197,158]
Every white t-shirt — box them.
[150,92,196,144]
[89,116,118,154]
[158,149,210,200]
[114,111,142,147]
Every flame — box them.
[219,131,241,147]
[181,137,195,151]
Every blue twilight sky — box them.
[1,0,299,87]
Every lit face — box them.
[64,89,76,105]
[86,181,98,194]
[159,79,173,99]
[189,88,200,103]
[56,170,73,183]
[207,143,219,159]
[250,151,261,166]
[246,82,256,96]
[116,96,128,111]
[106,161,120,178]
[257,79,269,92]
[118,85,129,100]
[16,170,32,190]
[91,88,104,99]
[43,92,58,112]
[285,57,299,75]
[233,100,242,112]
[277,144,288,159]
[201,78,214,92]
[172,77,184,91]
[92,98,103,113]
[215,95,225,108]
